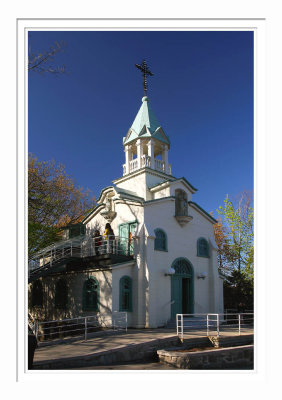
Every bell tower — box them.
[114,60,173,200]
[122,96,171,176]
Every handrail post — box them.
[217,314,220,337]
[181,314,184,341]
[84,317,87,340]
[207,314,209,336]
[239,314,241,336]
[176,314,179,336]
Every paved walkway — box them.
[33,328,253,369]
[34,329,176,363]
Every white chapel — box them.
[28,91,224,329]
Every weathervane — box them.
[135,59,154,96]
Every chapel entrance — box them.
[118,221,137,256]
[171,258,194,319]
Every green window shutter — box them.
[32,280,43,307]
[55,278,68,309]
[197,238,209,257]
[119,276,132,312]
[82,277,99,311]
[154,229,167,251]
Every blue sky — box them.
[28,30,253,217]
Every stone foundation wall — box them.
[157,345,254,369]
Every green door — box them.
[170,258,194,319]
[129,222,137,255]
[119,224,129,255]
[119,222,137,256]
[171,276,182,318]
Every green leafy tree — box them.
[216,191,254,311]
[223,270,254,312]
[217,191,254,277]
[28,153,95,258]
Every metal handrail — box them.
[34,312,127,342]
[29,235,133,277]
[176,313,254,340]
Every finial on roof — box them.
[135,60,154,96]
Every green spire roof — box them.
[123,97,170,146]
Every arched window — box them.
[31,280,43,308]
[82,277,99,311]
[172,258,193,276]
[119,276,132,312]
[197,238,209,257]
[55,278,68,309]
[154,228,167,251]
[175,189,188,216]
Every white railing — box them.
[155,158,165,172]
[129,159,138,173]
[34,312,127,343]
[141,154,151,168]
[176,313,254,340]
[29,235,133,279]
[123,156,171,175]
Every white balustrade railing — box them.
[123,156,171,175]
[129,158,138,173]
[176,313,254,339]
[141,154,151,168]
[155,158,165,172]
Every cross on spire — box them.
[135,59,154,96]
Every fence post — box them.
[84,317,87,340]
[239,314,241,336]
[217,314,220,338]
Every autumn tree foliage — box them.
[28,153,95,258]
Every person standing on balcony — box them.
[103,223,115,253]
[94,229,102,255]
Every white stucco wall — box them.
[142,197,223,327]
[115,169,170,200]
[112,262,135,327]
[85,201,144,237]
[82,172,223,328]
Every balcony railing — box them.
[123,155,171,175]
[29,235,134,280]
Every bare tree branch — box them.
[28,41,67,74]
